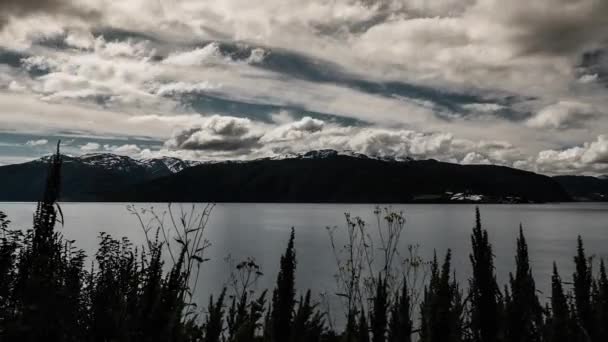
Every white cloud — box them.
[527,101,599,130]
[64,29,95,50]
[80,142,100,151]
[262,116,325,141]
[461,152,491,165]
[246,48,267,64]
[8,81,27,92]
[159,114,526,168]
[162,43,224,66]
[461,103,505,113]
[534,135,608,174]
[155,81,219,96]
[578,74,599,84]
[25,139,48,146]
[104,144,142,155]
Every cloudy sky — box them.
[0,0,607,175]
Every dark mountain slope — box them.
[104,154,570,203]
[0,154,181,201]
[553,175,608,201]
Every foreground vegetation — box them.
[0,148,607,342]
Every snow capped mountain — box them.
[80,153,148,171]
[268,149,413,162]
[32,150,413,176]
[3,149,572,203]
[35,153,199,175]
[141,157,202,174]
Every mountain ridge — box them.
[2,150,604,203]
[101,154,568,203]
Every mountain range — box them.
[0,150,604,203]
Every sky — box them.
[0,0,607,175]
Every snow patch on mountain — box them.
[33,149,413,174]
[269,149,413,162]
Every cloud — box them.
[246,48,267,64]
[262,116,325,141]
[478,0,608,57]
[0,0,99,29]
[155,81,219,97]
[25,139,48,146]
[162,43,224,66]
[1,0,608,176]
[526,101,599,130]
[159,114,525,168]
[461,152,492,165]
[162,43,268,67]
[80,142,100,151]
[534,135,608,174]
[165,115,262,152]
[104,144,142,155]
[461,103,505,113]
[8,80,27,92]
[578,74,599,84]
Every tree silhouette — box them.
[420,250,463,342]
[370,276,388,342]
[271,227,297,342]
[548,263,573,342]
[573,236,593,340]
[592,260,608,341]
[469,207,502,342]
[505,226,543,342]
[387,278,412,342]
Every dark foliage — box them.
[419,250,463,342]
[204,288,226,342]
[592,260,608,342]
[291,290,325,342]
[469,207,503,342]
[370,277,388,342]
[573,236,593,340]
[271,227,296,342]
[548,264,573,342]
[387,279,412,342]
[505,226,544,342]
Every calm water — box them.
[1,202,607,318]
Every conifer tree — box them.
[271,228,297,342]
[592,260,608,342]
[469,208,502,342]
[420,250,463,342]
[549,264,572,342]
[0,210,19,329]
[388,279,412,342]
[370,276,388,342]
[204,288,227,342]
[505,226,543,342]
[290,290,325,342]
[357,310,370,342]
[573,236,593,339]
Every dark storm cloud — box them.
[498,0,608,56]
[578,49,608,86]
[0,0,99,28]
[0,48,28,68]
